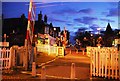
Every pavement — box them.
[1,50,119,81]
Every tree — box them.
[74,28,91,47]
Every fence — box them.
[0,46,26,70]
[0,45,37,71]
[87,47,98,57]
[89,47,120,79]
[36,44,64,56]
[0,48,11,69]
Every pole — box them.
[83,49,85,55]
[41,66,46,80]
[32,62,36,77]
[24,39,28,70]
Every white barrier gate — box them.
[0,48,11,69]
[37,44,64,57]
[89,47,120,79]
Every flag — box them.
[26,0,36,45]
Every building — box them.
[2,11,61,46]
[2,14,27,46]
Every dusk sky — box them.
[2,1,119,35]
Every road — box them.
[35,53,90,80]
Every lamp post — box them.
[53,28,56,38]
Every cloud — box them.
[66,23,73,26]
[52,8,93,15]
[100,18,115,22]
[52,10,63,15]
[89,24,105,32]
[77,27,88,31]
[74,27,88,35]
[26,2,65,8]
[107,8,119,16]
[78,8,93,14]
[102,8,119,17]
[48,17,68,23]
[36,4,60,8]
[89,24,99,31]
[62,8,77,14]
[73,27,78,29]
[108,2,118,7]
[36,3,65,8]
[52,8,77,15]
[74,16,98,25]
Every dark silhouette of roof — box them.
[105,23,113,35]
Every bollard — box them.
[32,62,36,77]
[82,49,85,55]
[70,50,71,54]
[76,49,78,54]
[41,66,46,80]
[70,63,76,79]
